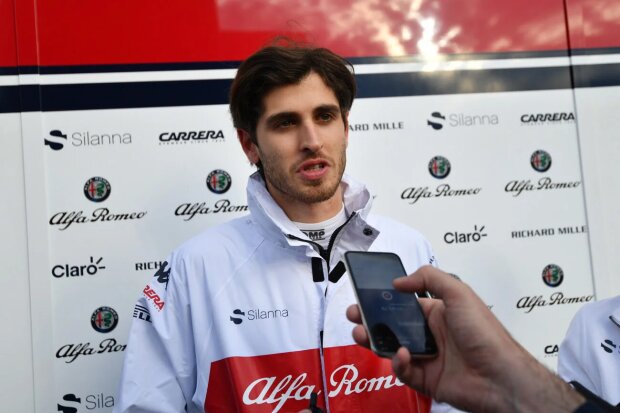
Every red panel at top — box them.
[0,0,18,67]
[566,0,620,50]
[4,0,620,68]
[0,0,40,68]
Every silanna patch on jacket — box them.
[229,308,289,325]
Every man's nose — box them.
[300,122,323,152]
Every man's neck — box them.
[272,187,344,224]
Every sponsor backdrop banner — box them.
[6,0,620,412]
[43,106,255,411]
[33,71,592,412]
[347,89,591,362]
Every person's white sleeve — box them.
[114,257,196,413]
[558,305,598,394]
[431,401,468,413]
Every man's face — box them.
[241,72,349,215]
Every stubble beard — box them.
[259,147,347,204]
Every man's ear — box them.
[237,129,260,165]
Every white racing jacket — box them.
[558,295,620,405]
[116,173,440,413]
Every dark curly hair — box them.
[229,39,356,147]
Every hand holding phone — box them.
[344,251,437,358]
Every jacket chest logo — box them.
[229,307,289,325]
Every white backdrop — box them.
[3,54,620,412]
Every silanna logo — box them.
[505,150,580,197]
[83,177,111,202]
[427,112,446,130]
[521,112,575,125]
[542,264,564,287]
[159,130,225,145]
[52,256,105,278]
[91,306,118,333]
[428,156,451,179]
[45,129,132,151]
[601,339,620,355]
[206,169,232,194]
[46,130,67,150]
[427,111,499,130]
[57,392,115,412]
[230,307,289,325]
[58,393,80,413]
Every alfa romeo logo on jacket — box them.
[84,177,111,202]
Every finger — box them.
[351,324,370,348]
[391,346,411,378]
[392,347,425,392]
[393,265,463,301]
[416,296,440,319]
[346,304,362,324]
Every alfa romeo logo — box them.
[84,177,111,202]
[531,150,552,173]
[542,264,563,287]
[91,306,118,333]
[428,156,451,179]
[206,169,232,194]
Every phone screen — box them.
[345,251,437,357]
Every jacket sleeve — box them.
[558,305,599,396]
[573,401,619,413]
[114,255,197,413]
[430,401,467,413]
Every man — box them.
[345,266,619,413]
[115,43,442,412]
[558,295,620,407]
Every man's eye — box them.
[318,112,335,122]
[276,119,294,128]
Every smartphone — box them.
[344,251,437,358]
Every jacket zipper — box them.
[286,212,358,412]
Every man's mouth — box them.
[304,163,325,171]
[298,160,329,179]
